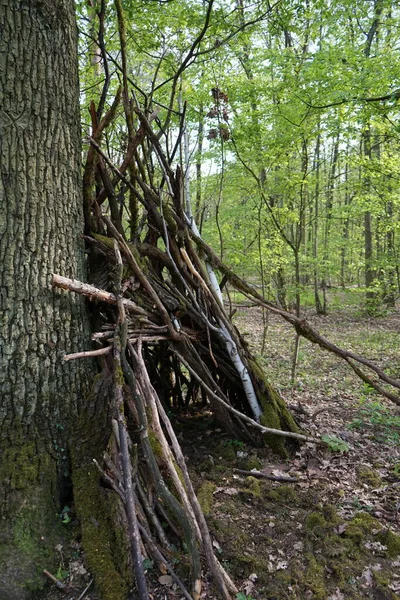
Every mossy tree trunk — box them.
[0,2,92,597]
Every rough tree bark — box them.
[0,2,92,597]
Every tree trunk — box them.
[0,2,92,596]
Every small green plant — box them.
[227,439,245,450]
[236,593,256,600]
[142,558,153,571]
[56,565,69,580]
[348,400,400,445]
[321,434,350,453]
[60,505,71,524]
[392,462,400,476]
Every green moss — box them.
[350,512,382,533]
[92,233,116,249]
[305,512,328,537]
[344,524,364,544]
[259,404,287,456]
[72,464,129,600]
[71,391,130,600]
[266,484,299,504]
[377,529,400,558]
[0,442,46,490]
[197,482,216,516]
[304,554,327,599]
[148,430,164,459]
[322,534,346,558]
[0,434,65,596]
[243,476,261,498]
[248,359,301,456]
[322,504,341,525]
[358,466,382,487]
[214,442,236,461]
[244,455,263,471]
[115,365,125,387]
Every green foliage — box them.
[236,593,256,600]
[321,434,350,453]
[142,558,154,571]
[76,0,400,314]
[349,399,400,446]
[60,505,72,524]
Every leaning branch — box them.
[189,232,400,405]
[174,351,320,444]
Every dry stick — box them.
[113,242,149,600]
[134,369,202,541]
[93,459,125,503]
[190,234,400,404]
[121,349,202,600]
[52,274,148,317]
[136,479,172,551]
[136,370,201,541]
[42,570,69,592]
[175,352,319,445]
[233,468,298,483]
[152,373,238,599]
[180,244,263,421]
[115,356,149,600]
[63,346,111,361]
[135,345,236,597]
[94,458,192,600]
[132,343,203,600]
[76,579,94,600]
[345,357,400,405]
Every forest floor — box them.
[46,295,400,600]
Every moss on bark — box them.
[72,462,130,600]
[248,359,301,455]
[0,433,66,599]
[70,373,131,600]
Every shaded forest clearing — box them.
[45,298,400,600]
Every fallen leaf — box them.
[159,575,173,586]
[243,580,255,595]
[223,487,239,496]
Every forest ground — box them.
[46,291,400,600]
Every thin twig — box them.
[42,570,69,592]
[76,579,94,600]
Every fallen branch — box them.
[233,468,298,482]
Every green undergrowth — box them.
[349,397,400,446]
